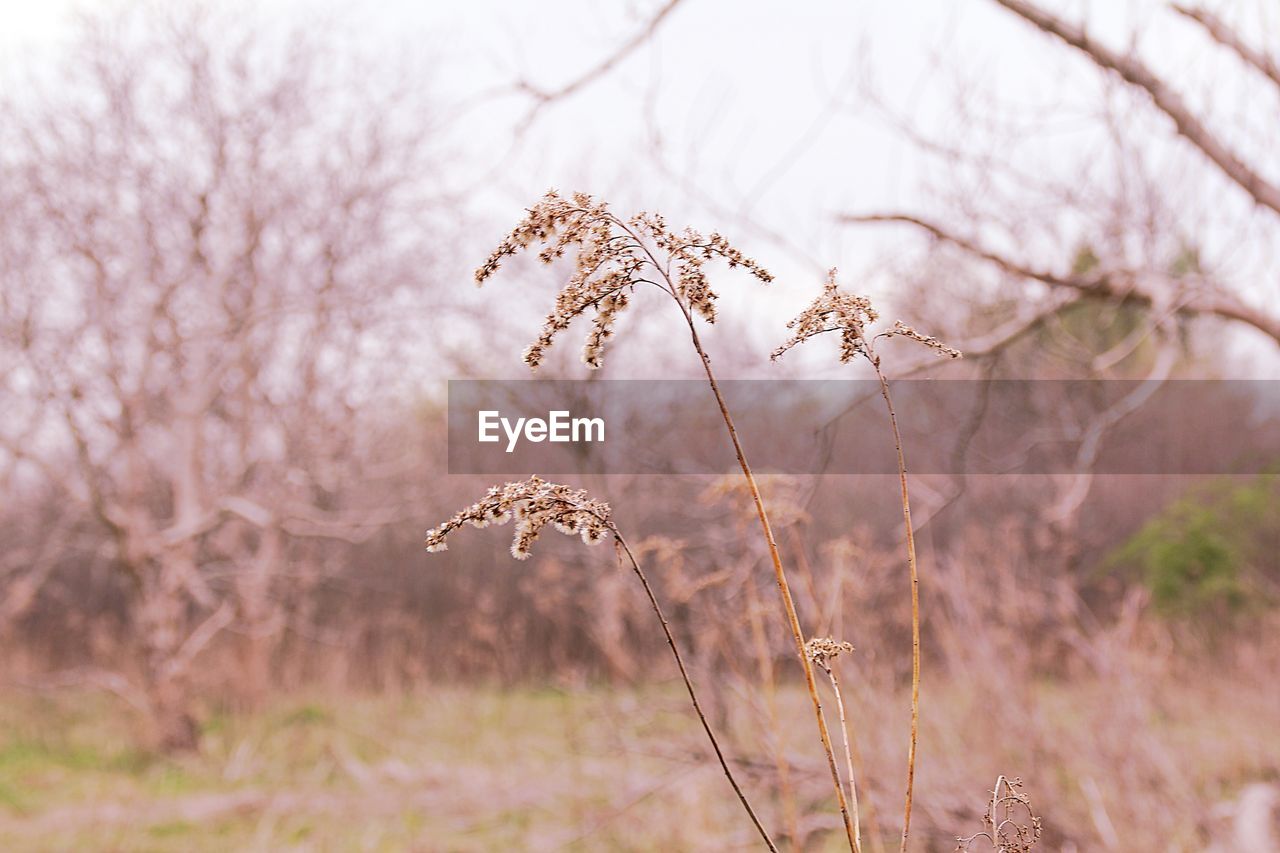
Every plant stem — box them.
[612,530,778,852]
[614,215,854,850]
[683,319,858,852]
[870,358,921,853]
[823,664,863,853]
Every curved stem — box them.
[681,314,857,851]
[869,357,920,853]
[614,214,855,849]
[612,529,778,852]
[823,664,862,853]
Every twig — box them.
[612,530,779,852]
[869,353,920,853]
[676,296,858,852]
[818,658,863,853]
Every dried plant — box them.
[426,476,777,850]
[476,189,772,370]
[479,192,858,850]
[806,637,864,852]
[775,268,961,852]
[955,776,1043,852]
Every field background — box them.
[3,1,1280,850]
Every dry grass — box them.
[0,665,1272,851]
[450,195,969,850]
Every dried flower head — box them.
[772,269,879,363]
[425,475,612,560]
[805,637,855,669]
[955,776,1042,853]
[477,190,773,370]
[884,320,962,359]
[772,268,961,364]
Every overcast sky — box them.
[4,0,1275,374]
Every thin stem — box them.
[683,315,857,851]
[869,356,921,853]
[615,215,855,849]
[611,529,778,852]
[823,663,863,853]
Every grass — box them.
[0,676,1272,850]
[0,686,773,851]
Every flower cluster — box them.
[772,269,961,364]
[425,475,612,560]
[804,637,855,669]
[772,269,880,363]
[884,320,962,359]
[477,190,772,370]
[632,212,774,323]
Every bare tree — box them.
[0,5,440,749]
[848,1,1280,358]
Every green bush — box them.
[1111,474,1278,619]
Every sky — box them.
[3,0,1276,375]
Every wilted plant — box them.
[426,475,777,849]
[806,637,864,852]
[955,776,1042,852]
[475,190,858,849]
[455,195,970,850]
[775,268,961,852]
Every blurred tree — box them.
[0,5,440,749]
[1111,474,1279,621]
[848,1,1280,355]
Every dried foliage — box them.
[425,476,611,559]
[805,637,855,669]
[476,190,772,369]
[775,268,962,852]
[773,269,961,364]
[773,269,881,363]
[425,474,778,851]
[884,321,963,359]
[475,193,860,851]
[956,776,1042,852]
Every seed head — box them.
[478,190,773,370]
[426,475,612,560]
[772,269,961,364]
[884,320,962,359]
[805,636,855,669]
[955,776,1042,852]
[772,269,879,363]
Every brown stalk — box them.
[684,318,858,850]
[819,658,863,852]
[624,229,855,845]
[869,355,921,853]
[611,528,778,852]
[616,216,858,850]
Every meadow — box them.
[1,665,1274,851]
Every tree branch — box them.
[514,0,685,132]
[842,212,1280,345]
[1172,5,1280,90]
[991,0,1280,217]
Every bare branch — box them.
[1172,5,1280,90]
[514,0,685,131]
[842,212,1280,345]
[991,0,1280,217]
[1050,336,1178,526]
[160,602,236,684]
